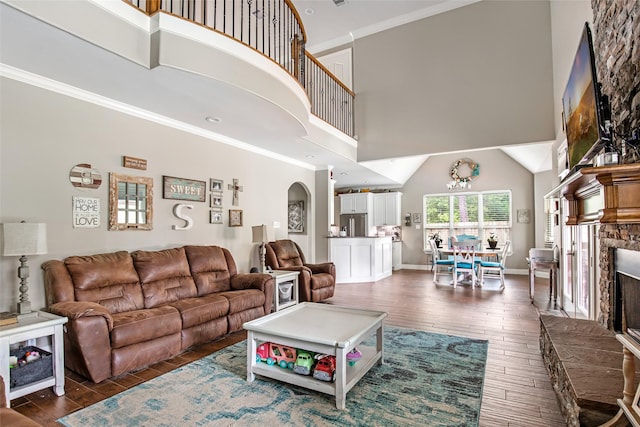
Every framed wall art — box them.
[229,209,243,227]
[210,178,223,192]
[210,209,223,224]
[288,200,304,233]
[413,213,422,224]
[210,194,223,208]
[163,176,206,202]
[517,209,531,224]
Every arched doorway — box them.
[287,182,311,259]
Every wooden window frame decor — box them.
[163,176,206,202]
[109,173,153,231]
[229,209,243,227]
[288,200,305,233]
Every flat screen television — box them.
[561,23,610,176]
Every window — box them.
[424,191,512,249]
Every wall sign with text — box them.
[163,176,206,202]
[72,196,100,228]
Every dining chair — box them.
[478,240,511,289]
[429,239,454,284]
[451,239,480,287]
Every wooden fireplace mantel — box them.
[561,163,640,225]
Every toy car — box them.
[312,354,336,382]
[269,343,296,369]
[256,342,273,364]
[293,350,314,375]
[346,348,362,366]
[256,342,296,369]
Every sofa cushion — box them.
[184,246,234,295]
[110,306,181,349]
[132,247,198,308]
[167,294,229,329]
[219,289,266,314]
[64,251,143,314]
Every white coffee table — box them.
[243,302,387,409]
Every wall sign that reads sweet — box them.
[163,176,206,202]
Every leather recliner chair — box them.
[264,240,335,302]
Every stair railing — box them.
[125,0,354,137]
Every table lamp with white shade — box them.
[3,222,48,315]
[252,224,269,273]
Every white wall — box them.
[353,0,555,162]
[0,77,315,313]
[400,149,534,270]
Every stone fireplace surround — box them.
[598,224,640,330]
[539,226,640,427]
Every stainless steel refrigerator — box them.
[339,213,368,237]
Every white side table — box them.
[268,270,299,312]
[0,311,68,407]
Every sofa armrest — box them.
[46,302,114,383]
[48,301,114,331]
[231,273,275,314]
[305,262,335,276]
[231,273,272,291]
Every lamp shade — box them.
[252,224,268,243]
[3,222,48,256]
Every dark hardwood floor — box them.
[10,270,567,426]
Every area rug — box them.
[58,327,487,426]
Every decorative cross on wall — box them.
[228,178,243,206]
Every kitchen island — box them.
[328,236,393,284]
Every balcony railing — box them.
[126,0,354,136]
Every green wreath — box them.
[450,158,480,183]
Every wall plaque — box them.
[163,176,206,202]
[72,196,100,228]
[123,156,147,170]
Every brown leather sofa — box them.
[1,375,41,426]
[42,245,274,383]
[264,240,335,302]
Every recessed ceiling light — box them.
[340,172,348,176]
[205,116,221,123]
[305,155,316,159]
[304,8,314,15]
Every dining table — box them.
[436,247,502,262]
[431,246,502,286]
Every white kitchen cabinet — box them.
[372,192,402,226]
[339,193,372,214]
[329,237,393,283]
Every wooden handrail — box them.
[305,52,355,97]
[283,0,306,44]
